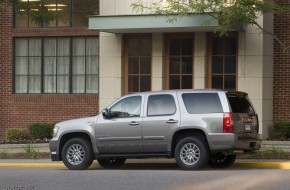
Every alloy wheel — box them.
[66,144,85,165]
[179,143,200,166]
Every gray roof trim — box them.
[88,14,228,33]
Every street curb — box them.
[0,163,65,168]
[233,162,290,169]
[0,161,289,169]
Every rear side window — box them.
[227,96,255,114]
[147,94,176,116]
[182,93,223,114]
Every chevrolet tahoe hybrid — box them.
[50,89,262,170]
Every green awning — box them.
[88,14,223,33]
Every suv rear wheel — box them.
[208,153,236,169]
[175,137,209,170]
[97,158,126,169]
[62,138,93,170]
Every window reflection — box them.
[168,37,193,89]
[126,35,152,94]
[110,96,142,118]
[15,0,99,27]
[211,35,237,91]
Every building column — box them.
[194,33,207,89]
[99,32,123,110]
[238,13,273,139]
[152,33,164,91]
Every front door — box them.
[96,95,143,153]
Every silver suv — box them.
[49,90,262,170]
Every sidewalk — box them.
[0,141,290,154]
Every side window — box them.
[147,94,176,116]
[182,93,223,114]
[110,96,142,118]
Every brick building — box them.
[0,0,100,139]
[0,0,289,140]
[274,1,290,122]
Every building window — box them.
[14,0,99,28]
[124,35,152,94]
[208,33,237,90]
[14,37,99,94]
[165,34,194,89]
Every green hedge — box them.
[273,121,290,140]
[29,123,54,140]
[5,128,28,141]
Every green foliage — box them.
[243,147,289,159]
[273,121,290,140]
[29,123,54,140]
[5,128,28,141]
[258,147,289,159]
[132,0,290,51]
[24,144,41,159]
[0,151,13,159]
[0,0,13,12]
[15,0,67,26]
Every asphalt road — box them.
[0,160,290,190]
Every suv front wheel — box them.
[62,138,93,170]
[175,137,209,170]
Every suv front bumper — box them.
[49,139,61,161]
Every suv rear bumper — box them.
[208,133,262,152]
[234,134,262,151]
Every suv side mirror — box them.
[102,108,110,119]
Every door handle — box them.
[129,121,140,126]
[166,119,178,124]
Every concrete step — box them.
[0,141,290,154]
[0,143,49,154]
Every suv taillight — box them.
[223,113,234,133]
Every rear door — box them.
[226,92,258,139]
[142,92,180,153]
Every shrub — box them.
[24,144,40,159]
[273,121,290,140]
[29,123,54,140]
[0,151,13,159]
[5,128,28,141]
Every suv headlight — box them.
[53,126,60,138]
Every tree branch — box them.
[252,19,290,52]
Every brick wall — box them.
[0,2,13,139]
[274,2,290,121]
[0,3,99,140]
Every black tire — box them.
[97,158,126,169]
[62,138,93,170]
[174,137,209,170]
[208,153,236,169]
